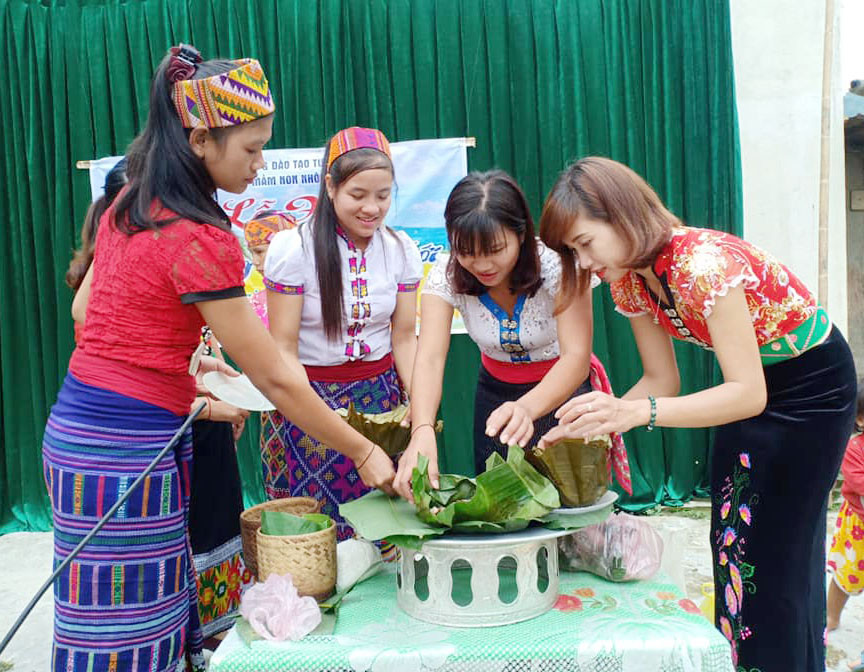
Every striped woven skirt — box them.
[269,366,402,543]
[42,374,204,672]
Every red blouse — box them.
[70,202,245,414]
[610,227,817,349]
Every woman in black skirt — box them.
[539,156,857,671]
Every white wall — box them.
[729,0,848,332]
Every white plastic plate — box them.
[551,489,619,515]
[201,371,276,412]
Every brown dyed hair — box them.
[445,171,542,297]
[539,156,681,305]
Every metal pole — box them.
[0,401,206,657]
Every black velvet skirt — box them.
[710,326,857,671]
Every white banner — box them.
[88,137,470,331]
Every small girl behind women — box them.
[244,209,295,327]
[827,380,864,632]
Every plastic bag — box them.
[239,573,321,641]
[559,512,663,582]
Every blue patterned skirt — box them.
[42,374,204,672]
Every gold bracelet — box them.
[355,443,376,471]
[410,422,435,438]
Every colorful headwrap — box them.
[326,127,391,171]
[169,45,275,129]
[244,212,295,247]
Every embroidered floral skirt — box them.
[188,420,253,638]
[274,367,402,542]
[710,327,855,671]
[827,499,864,596]
[42,374,204,672]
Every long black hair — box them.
[312,143,393,342]
[113,47,238,233]
[66,158,127,290]
[445,170,542,297]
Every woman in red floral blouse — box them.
[539,156,856,672]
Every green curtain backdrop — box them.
[0,0,741,533]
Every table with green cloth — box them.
[209,567,734,672]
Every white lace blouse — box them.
[264,224,423,366]
[423,241,575,363]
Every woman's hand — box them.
[394,425,439,501]
[485,401,534,447]
[208,399,250,426]
[198,354,240,377]
[538,391,648,450]
[356,443,396,496]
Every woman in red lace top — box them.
[538,157,856,671]
[43,45,393,672]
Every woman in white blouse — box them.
[393,171,593,499]
[264,127,422,541]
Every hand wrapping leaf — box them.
[528,435,611,507]
[411,445,560,531]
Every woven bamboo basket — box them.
[256,522,337,601]
[240,497,321,580]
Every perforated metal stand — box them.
[396,527,568,627]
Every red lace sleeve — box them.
[170,221,246,303]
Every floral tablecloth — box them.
[209,569,734,672]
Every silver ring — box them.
[586,403,593,413]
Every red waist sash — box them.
[304,353,394,383]
[480,353,558,384]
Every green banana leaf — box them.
[527,436,611,507]
[340,491,447,549]
[260,511,332,536]
[335,403,443,457]
[412,445,560,529]
[339,487,616,550]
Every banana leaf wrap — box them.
[411,445,560,531]
[527,436,611,507]
[335,403,443,457]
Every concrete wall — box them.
[729,0,848,332]
[847,149,864,372]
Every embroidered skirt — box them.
[42,374,204,672]
[188,420,253,638]
[710,326,856,671]
[260,410,289,501]
[275,367,402,541]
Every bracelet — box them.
[355,443,376,471]
[646,396,657,432]
[410,422,435,438]
[204,397,212,421]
